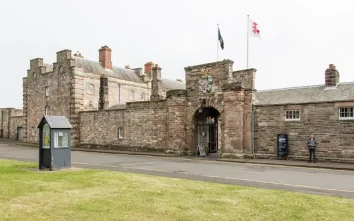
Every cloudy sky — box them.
[0,0,353,108]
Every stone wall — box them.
[254,101,354,160]
[0,108,23,139]
[79,100,173,153]
[9,116,23,140]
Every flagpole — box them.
[247,15,249,69]
[217,24,219,61]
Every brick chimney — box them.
[99,46,112,70]
[144,62,154,74]
[325,64,339,87]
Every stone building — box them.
[1,46,354,162]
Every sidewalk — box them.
[1,139,354,171]
[217,158,354,171]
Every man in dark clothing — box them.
[307,134,318,163]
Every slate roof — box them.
[162,78,185,90]
[255,82,354,105]
[38,116,72,129]
[74,57,144,83]
[73,57,185,90]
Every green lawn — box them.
[1,160,354,221]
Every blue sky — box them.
[1,0,353,108]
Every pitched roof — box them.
[74,57,144,83]
[37,116,72,129]
[162,78,185,90]
[73,57,186,90]
[255,82,354,105]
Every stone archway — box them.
[193,107,220,156]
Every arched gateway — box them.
[194,107,220,156]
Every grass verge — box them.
[1,159,354,221]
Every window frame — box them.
[53,131,69,149]
[45,87,50,97]
[118,127,124,140]
[284,110,300,121]
[339,107,354,120]
[86,83,94,95]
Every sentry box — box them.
[38,116,72,171]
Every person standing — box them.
[307,135,318,163]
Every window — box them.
[339,107,354,120]
[45,106,49,116]
[45,87,50,97]
[32,72,37,79]
[118,127,124,139]
[54,131,69,148]
[87,84,94,95]
[129,90,135,100]
[141,92,145,101]
[285,110,300,121]
[42,123,50,149]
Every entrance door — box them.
[194,107,220,156]
[17,127,23,141]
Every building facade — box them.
[1,46,354,163]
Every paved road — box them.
[1,142,354,198]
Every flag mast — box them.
[217,24,219,61]
[247,15,249,69]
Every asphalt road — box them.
[1,142,354,198]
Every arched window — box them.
[32,72,37,80]
[45,106,49,116]
[87,84,94,95]
[141,92,145,101]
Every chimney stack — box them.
[144,62,154,74]
[325,64,339,87]
[99,46,112,70]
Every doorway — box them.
[194,107,220,156]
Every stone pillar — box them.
[325,64,339,87]
[99,75,109,110]
[22,78,28,141]
[150,64,164,101]
[166,90,187,154]
[221,83,245,158]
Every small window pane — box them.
[54,132,69,148]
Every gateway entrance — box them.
[194,107,220,156]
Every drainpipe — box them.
[118,84,121,104]
[251,105,255,159]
